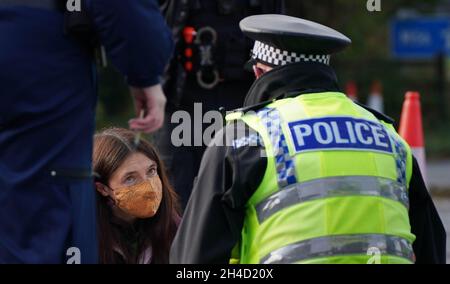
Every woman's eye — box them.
[148,168,157,177]
[124,176,136,185]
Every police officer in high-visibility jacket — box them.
[170,15,446,264]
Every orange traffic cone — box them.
[399,92,427,183]
[345,81,358,102]
[367,80,384,113]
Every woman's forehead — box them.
[115,152,156,175]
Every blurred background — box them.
[95,0,450,261]
[97,0,450,158]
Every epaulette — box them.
[354,102,395,124]
[230,99,276,114]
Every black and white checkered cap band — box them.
[251,41,331,66]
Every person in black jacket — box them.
[156,0,285,210]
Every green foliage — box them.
[96,67,134,132]
[426,124,450,158]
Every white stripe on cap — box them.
[251,41,331,66]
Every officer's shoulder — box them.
[228,100,276,118]
[354,102,395,124]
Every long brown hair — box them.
[93,128,180,264]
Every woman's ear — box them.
[95,182,110,197]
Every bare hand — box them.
[128,84,167,133]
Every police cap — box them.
[240,14,351,68]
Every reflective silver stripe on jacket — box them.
[261,234,414,264]
[256,176,409,223]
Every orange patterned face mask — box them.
[113,177,163,219]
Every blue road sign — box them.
[391,17,450,59]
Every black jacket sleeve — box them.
[409,157,447,264]
[169,123,267,264]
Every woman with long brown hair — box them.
[93,128,180,264]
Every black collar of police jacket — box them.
[240,62,395,124]
[243,62,341,108]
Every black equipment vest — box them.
[168,0,284,84]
